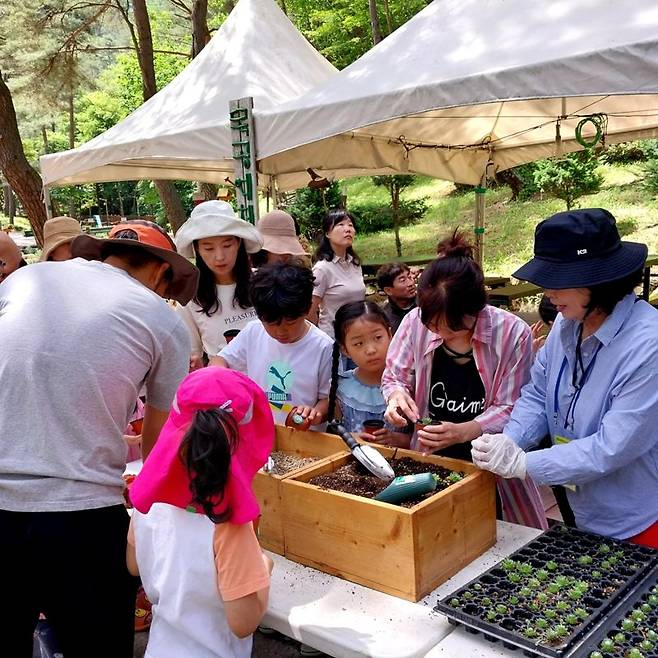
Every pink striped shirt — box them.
[382,305,533,434]
[382,304,547,530]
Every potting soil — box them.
[268,452,320,476]
[308,457,463,507]
[575,564,658,658]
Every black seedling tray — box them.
[570,563,658,658]
[435,525,658,658]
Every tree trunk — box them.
[0,71,47,244]
[132,0,157,98]
[368,0,383,45]
[68,88,76,216]
[382,0,392,34]
[131,0,187,232]
[191,0,210,58]
[390,182,402,257]
[41,126,50,153]
[154,180,187,232]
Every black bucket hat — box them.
[513,208,647,289]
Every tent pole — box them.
[474,177,486,267]
[271,175,278,208]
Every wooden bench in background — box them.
[488,281,542,307]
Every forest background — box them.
[1,0,657,271]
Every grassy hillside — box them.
[349,165,658,276]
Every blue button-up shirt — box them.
[505,293,658,539]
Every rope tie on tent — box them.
[575,114,607,148]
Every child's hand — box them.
[360,428,410,448]
[530,321,546,354]
[123,434,142,447]
[294,405,323,426]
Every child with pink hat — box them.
[127,367,274,658]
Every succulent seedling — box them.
[546,560,558,571]
[599,637,614,653]
[578,555,593,565]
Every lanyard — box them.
[553,341,603,431]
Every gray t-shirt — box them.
[0,258,190,512]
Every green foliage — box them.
[349,198,428,235]
[287,182,344,239]
[534,150,604,210]
[286,0,428,69]
[640,156,658,197]
[513,163,541,201]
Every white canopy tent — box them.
[256,0,658,187]
[39,0,336,190]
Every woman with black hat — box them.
[472,208,658,547]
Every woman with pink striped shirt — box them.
[382,232,547,529]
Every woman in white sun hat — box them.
[175,200,263,370]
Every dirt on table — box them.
[308,457,464,507]
[268,451,320,476]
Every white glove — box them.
[471,433,527,479]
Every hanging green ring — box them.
[575,117,602,148]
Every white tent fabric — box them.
[256,0,658,185]
[39,0,336,188]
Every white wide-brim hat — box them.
[175,200,263,258]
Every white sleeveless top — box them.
[133,504,252,658]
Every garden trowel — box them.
[327,422,394,481]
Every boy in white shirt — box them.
[213,263,333,427]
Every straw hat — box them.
[40,216,82,261]
[257,210,306,256]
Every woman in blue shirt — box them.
[472,208,658,547]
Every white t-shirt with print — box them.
[219,320,333,425]
[177,283,257,358]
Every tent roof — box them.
[256,0,658,185]
[40,0,336,188]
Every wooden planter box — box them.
[254,425,348,554]
[280,446,496,601]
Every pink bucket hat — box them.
[130,367,274,524]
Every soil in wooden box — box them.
[281,446,496,601]
[267,451,321,476]
[309,457,465,507]
[254,426,347,555]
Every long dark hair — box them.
[313,209,361,266]
[327,301,391,423]
[179,406,238,523]
[418,230,487,331]
[193,239,252,316]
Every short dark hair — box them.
[587,267,643,316]
[250,262,314,323]
[313,209,360,266]
[418,230,487,330]
[538,295,558,325]
[376,262,410,290]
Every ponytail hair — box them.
[327,341,341,424]
[327,301,392,423]
[179,407,238,523]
